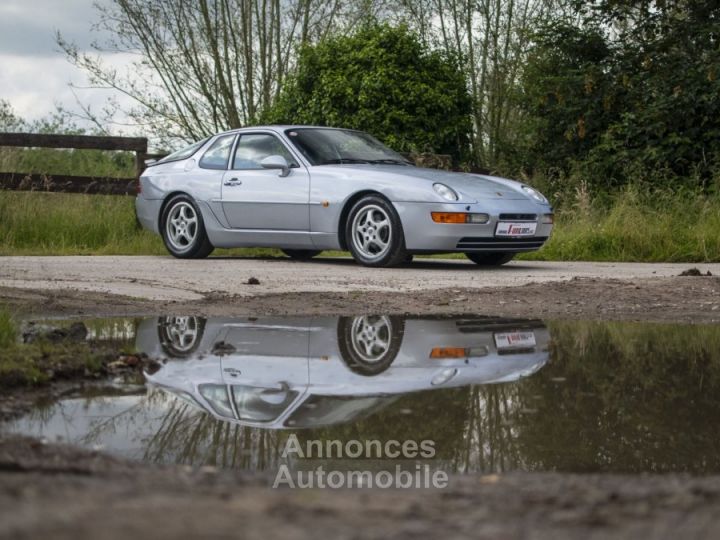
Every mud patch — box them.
[3,276,720,323]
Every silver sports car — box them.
[136,126,553,267]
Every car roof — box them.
[216,125,357,136]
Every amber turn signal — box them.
[431,212,466,224]
[430,347,468,359]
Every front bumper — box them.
[394,201,553,252]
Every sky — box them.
[0,0,133,128]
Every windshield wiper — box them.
[366,159,411,165]
[318,158,372,165]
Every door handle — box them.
[224,178,242,186]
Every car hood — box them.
[314,164,529,201]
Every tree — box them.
[521,0,720,189]
[263,23,472,162]
[0,100,26,132]
[58,0,381,147]
[519,21,616,175]
[395,0,561,172]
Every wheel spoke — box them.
[371,319,388,333]
[377,235,389,247]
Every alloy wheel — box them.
[166,202,198,251]
[351,204,392,260]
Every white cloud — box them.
[0,51,136,129]
[0,0,137,131]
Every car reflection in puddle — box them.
[142,315,550,429]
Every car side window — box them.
[199,134,236,170]
[233,134,298,170]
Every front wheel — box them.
[465,252,516,266]
[345,195,407,267]
[161,195,214,259]
[281,249,322,260]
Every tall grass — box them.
[0,192,166,255]
[2,186,720,261]
[524,186,720,262]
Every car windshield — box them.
[285,128,411,166]
[231,385,298,422]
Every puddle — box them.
[3,315,720,474]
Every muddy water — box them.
[2,314,720,475]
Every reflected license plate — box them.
[494,331,536,350]
[495,222,537,237]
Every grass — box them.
[2,187,720,261]
[0,306,16,349]
[0,307,45,386]
[523,186,720,262]
[0,307,132,388]
[0,147,136,177]
[0,192,165,255]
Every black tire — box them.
[157,316,206,358]
[160,194,214,259]
[345,195,407,267]
[337,315,405,376]
[403,254,414,264]
[281,249,322,260]
[465,252,516,266]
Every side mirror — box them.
[260,155,290,177]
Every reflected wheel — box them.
[157,316,206,358]
[337,315,405,376]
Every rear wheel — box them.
[161,195,214,259]
[465,252,516,266]
[345,195,407,267]
[281,249,322,260]
[157,316,206,358]
[337,315,405,376]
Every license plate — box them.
[494,331,536,350]
[495,222,537,237]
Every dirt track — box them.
[0,255,718,301]
[1,256,720,322]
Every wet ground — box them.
[3,313,720,476]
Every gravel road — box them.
[0,255,717,301]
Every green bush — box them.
[263,23,472,163]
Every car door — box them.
[220,132,310,231]
[219,317,311,393]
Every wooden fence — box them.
[0,133,164,196]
